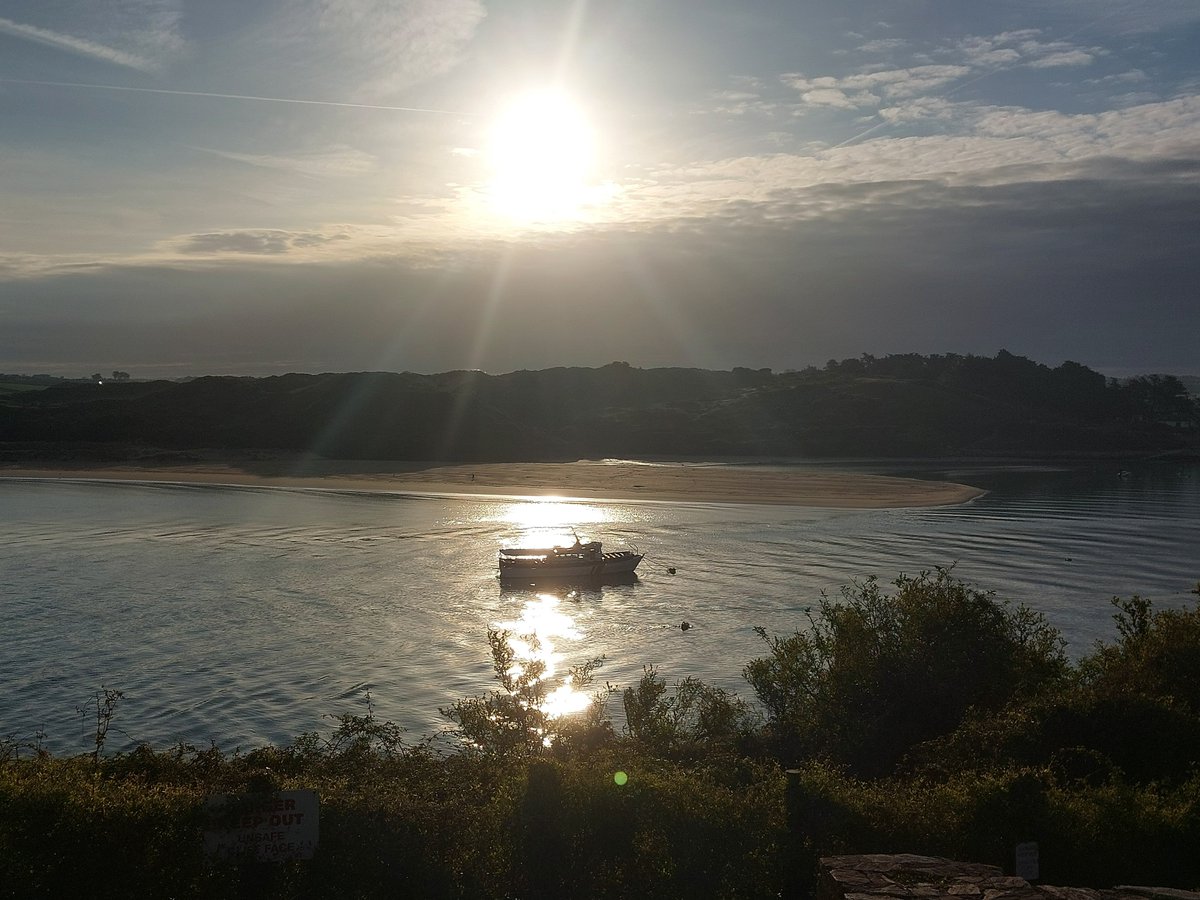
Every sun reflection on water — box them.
[498,499,611,531]
[496,591,592,718]
[483,499,628,720]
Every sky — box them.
[1,0,1198,378]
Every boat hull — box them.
[498,552,643,583]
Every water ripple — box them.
[2,466,1198,753]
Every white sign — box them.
[204,789,319,862]
[1015,842,1039,880]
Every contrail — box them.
[0,77,468,116]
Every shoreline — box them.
[0,459,986,508]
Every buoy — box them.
[667,567,676,575]
[680,621,691,631]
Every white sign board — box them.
[1015,842,1039,880]
[204,789,319,862]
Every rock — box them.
[816,855,1185,900]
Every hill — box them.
[1,353,1196,462]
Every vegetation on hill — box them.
[4,571,1200,897]
[1,352,1196,461]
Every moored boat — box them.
[498,534,642,582]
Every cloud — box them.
[196,146,378,178]
[1011,0,1200,34]
[0,14,155,71]
[858,38,908,54]
[1027,49,1095,68]
[4,168,1198,378]
[0,2,183,71]
[177,230,352,255]
[756,29,1113,128]
[610,96,1200,229]
[261,0,487,97]
[954,36,1023,68]
[796,87,875,110]
[948,32,1102,71]
[786,30,1106,108]
[1087,70,1150,87]
[783,65,972,105]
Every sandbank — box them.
[0,459,985,508]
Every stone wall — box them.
[818,854,1200,900]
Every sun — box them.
[486,89,597,222]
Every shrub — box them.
[1080,588,1200,714]
[440,629,611,756]
[744,568,1067,775]
[621,666,759,759]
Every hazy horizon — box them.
[6,356,1200,384]
[2,1,1198,377]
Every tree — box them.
[111,371,130,381]
[90,373,103,383]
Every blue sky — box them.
[1,0,1198,377]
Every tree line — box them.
[1,352,1196,461]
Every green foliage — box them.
[1081,588,1200,713]
[744,568,1067,775]
[439,630,611,756]
[621,666,759,758]
[917,588,1200,786]
[910,687,1200,787]
[78,687,123,762]
[8,575,1200,895]
[780,761,1200,887]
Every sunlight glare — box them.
[497,593,590,719]
[487,89,599,222]
[499,500,611,534]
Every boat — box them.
[498,533,643,582]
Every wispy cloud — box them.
[195,146,378,178]
[0,2,183,71]
[733,29,1107,121]
[261,0,487,97]
[1011,0,1200,35]
[858,38,908,54]
[781,65,972,110]
[606,96,1200,228]
[176,229,353,256]
[0,15,154,71]
[1017,38,1101,69]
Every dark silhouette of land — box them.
[1,351,1196,464]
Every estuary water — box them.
[2,460,1198,755]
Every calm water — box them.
[2,461,1198,754]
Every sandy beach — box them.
[0,459,984,508]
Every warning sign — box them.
[204,789,319,862]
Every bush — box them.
[8,575,1200,895]
[621,666,759,760]
[911,687,1200,785]
[744,568,1067,775]
[439,629,612,756]
[1081,589,1200,713]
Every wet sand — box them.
[0,459,984,508]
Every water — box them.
[2,461,1198,754]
